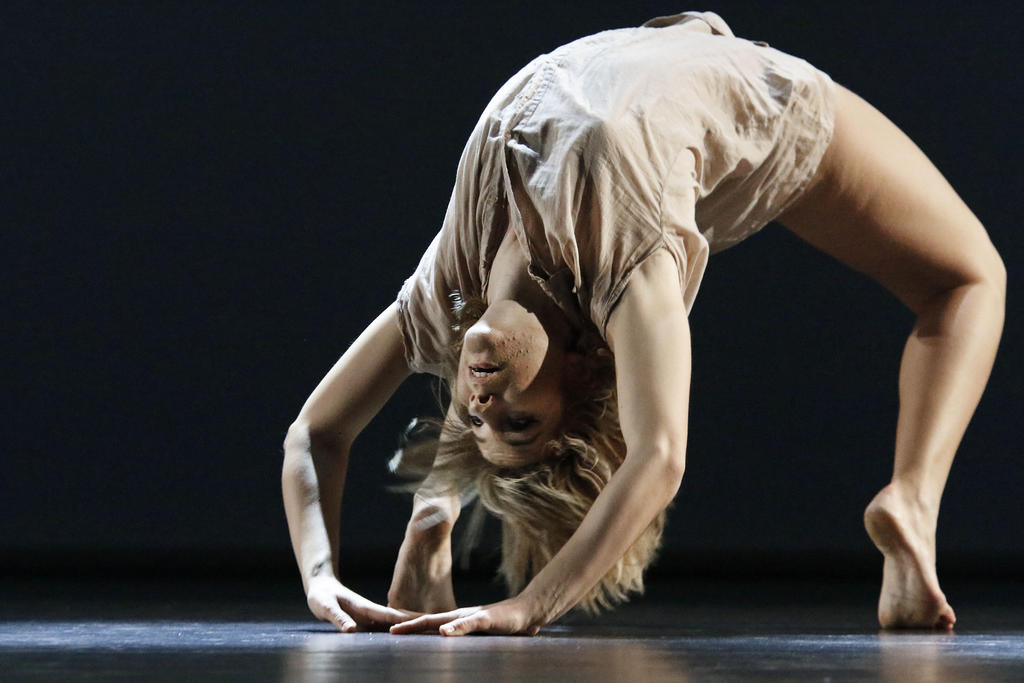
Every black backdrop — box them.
[4,1,1021,579]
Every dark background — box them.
[4,1,1020,582]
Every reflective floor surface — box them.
[2,577,1022,681]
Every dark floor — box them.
[1,576,1022,681]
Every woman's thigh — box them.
[776,83,1004,314]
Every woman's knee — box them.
[910,239,1005,327]
[982,244,1007,297]
[907,245,1004,318]
[948,228,1006,300]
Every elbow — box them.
[281,423,308,490]
[281,421,312,481]
[283,420,348,459]
[644,438,686,501]
[283,421,310,457]
[660,450,686,500]
[280,421,345,493]
[650,431,687,476]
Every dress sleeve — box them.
[395,228,455,377]
[587,143,711,334]
[506,121,710,339]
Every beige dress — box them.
[397,11,836,377]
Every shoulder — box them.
[605,249,683,354]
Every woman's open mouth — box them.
[469,363,503,378]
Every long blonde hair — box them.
[391,293,666,614]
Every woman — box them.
[282,11,1005,636]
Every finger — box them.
[390,610,463,635]
[362,603,424,624]
[324,605,358,633]
[389,616,444,634]
[440,613,487,637]
[342,595,423,625]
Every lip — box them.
[467,363,503,384]
[469,362,501,372]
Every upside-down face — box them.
[453,299,572,467]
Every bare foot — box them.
[864,484,956,630]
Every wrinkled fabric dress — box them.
[396,10,837,377]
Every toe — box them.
[936,606,956,630]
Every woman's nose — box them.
[471,393,494,411]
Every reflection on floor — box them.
[2,577,1022,681]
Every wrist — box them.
[406,518,454,548]
[403,531,452,577]
[514,586,557,630]
[303,558,338,591]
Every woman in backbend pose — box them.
[282,11,1004,635]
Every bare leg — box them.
[777,84,1006,629]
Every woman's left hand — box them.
[389,597,543,636]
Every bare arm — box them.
[392,249,690,635]
[522,249,690,623]
[387,403,463,612]
[387,488,461,612]
[282,302,415,630]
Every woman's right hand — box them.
[387,539,457,613]
[387,492,459,613]
[387,548,456,614]
[307,575,421,632]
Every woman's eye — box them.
[469,415,484,427]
